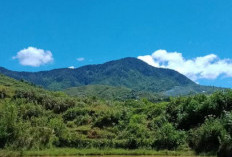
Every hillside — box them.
[0,57,196,92]
[64,85,133,100]
[0,74,232,156]
[0,74,43,98]
[64,84,166,101]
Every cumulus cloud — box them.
[138,49,232,81]
[77,57,85,62]
[13,47,53,67]
[68,66,75,69]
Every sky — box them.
[1,0,232,88]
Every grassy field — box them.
[0,148,215,157]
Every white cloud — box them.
[68,66,75,69]
[138,49,232,81]
[13,47,54,67]
[77,57,85,62]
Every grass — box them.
[0,148,215,157]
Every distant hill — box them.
[64,84,167,101]
[0,57,222,96]
[65,85,133,100]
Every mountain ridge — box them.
[0,57,220,96]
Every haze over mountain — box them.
[0,57,220,96]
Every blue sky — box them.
[1,0,232,88]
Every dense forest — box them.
[0,74,232,157]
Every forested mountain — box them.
[0,57,195,91]
[0,57,221,96]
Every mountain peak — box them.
[102,57,145,66]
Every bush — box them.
[49,117,70,146]
[153,123,186,150]
[0,103,18,148]
[218,135,232,157]
[0,89,7,99]
[189,118,226,153]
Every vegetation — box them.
[0,57,210,95]
[0,148,197,156]
[0,74,231,157]
[64,84,167,102]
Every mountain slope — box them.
[0,57,196,93]
[65,85,133,100]
[64,84,167,101]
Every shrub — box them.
[189,118,227,153]
[153,123,186,150]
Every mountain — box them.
[0,57,194,89]
[0,57,221,96]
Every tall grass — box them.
[0,148,210,157]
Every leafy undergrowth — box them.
[0,74,231,157]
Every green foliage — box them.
[189,118,226,153]
[0,103,18,148]
[64,85,166,102]
[153,123,186,150]
[218,135,232,157]
[49,117,70,145]
[0,73,231,157]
